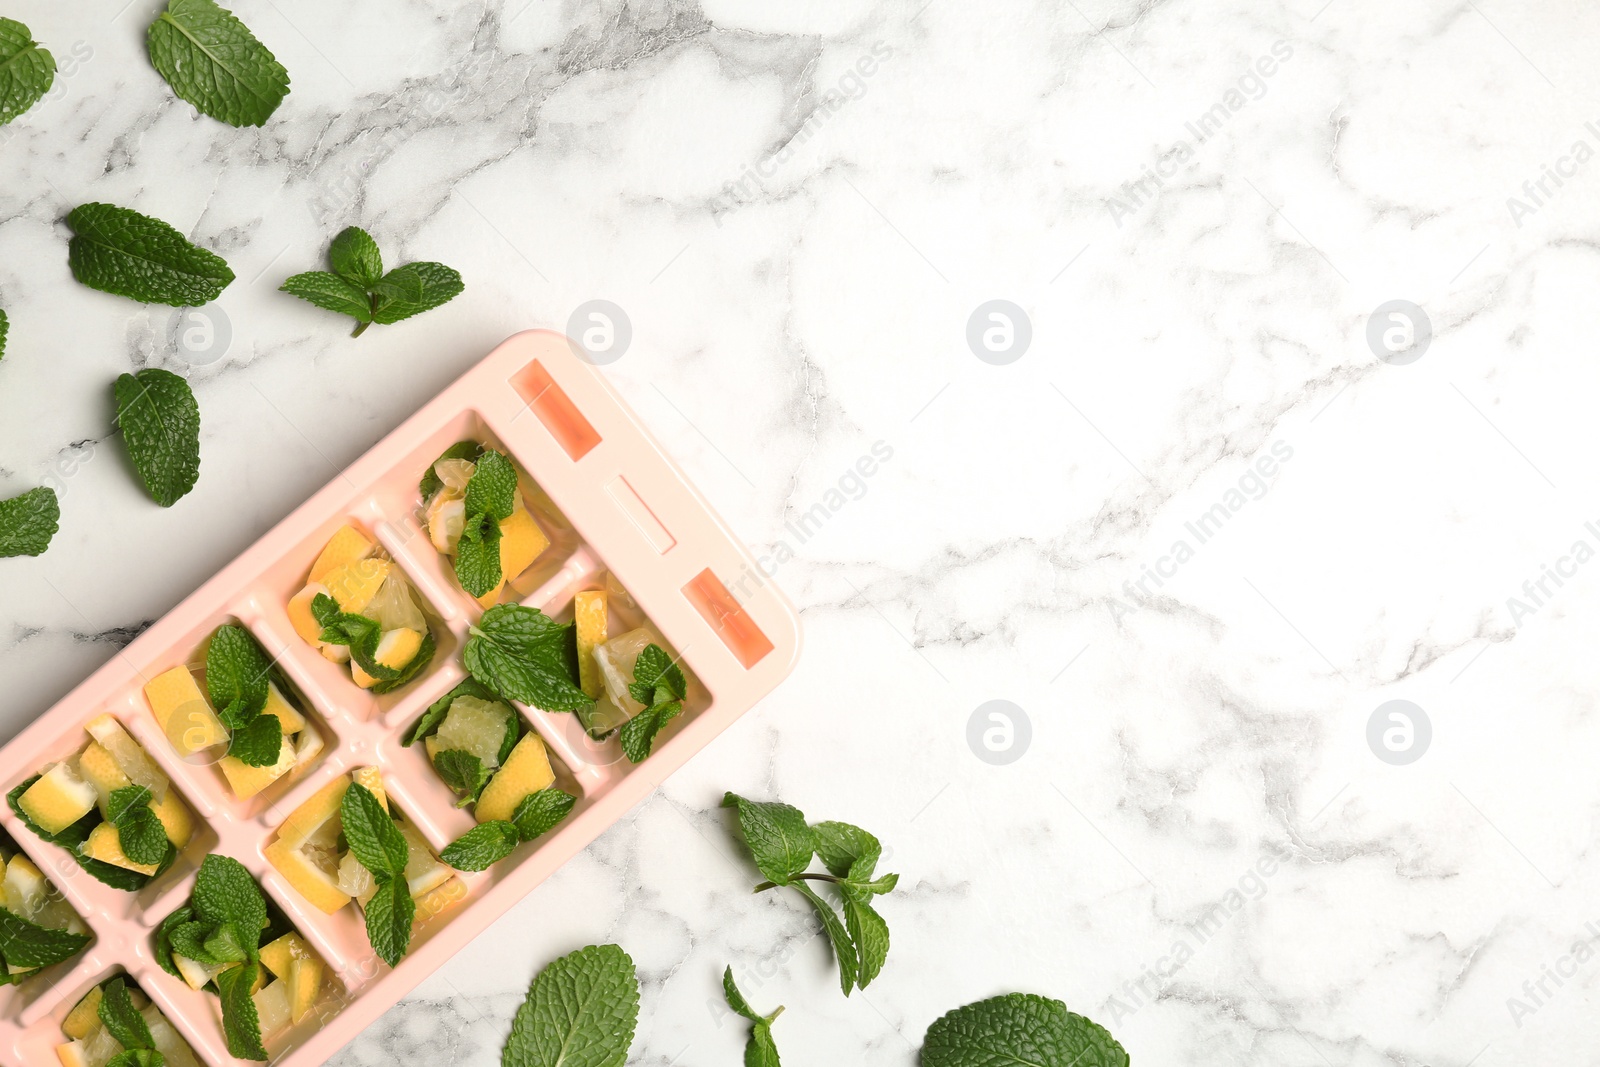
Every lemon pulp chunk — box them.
[4,854,48,918]
[62,986,103,1040]
[574,589,607,698]
[19,761,96,835]
[253,979,292,1038]
[426,492,466,554]
[309,525,375,584]
[475,733,555,824]
[265,839,351,915]
[142,1004,204,1067]
[593,627,657,718]
[432,696,512,769]
[367,574,427,633]
[142,667,229,757]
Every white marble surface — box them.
[3,0,1599,1062]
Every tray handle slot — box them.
[681,569,774,669]
[509,359,601,461]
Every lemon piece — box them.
[498,503,549,583]
[335,850,373,899]
[288,584,329,646]
[86,713,170,802]
[142,1006,203,1067]
[398,821,451,897]
[83,822,157,875]
[173,954,227,992]
[77,742,130,817]
[288,955,323,1023]
[262,682,306,735]
[432,696,512,769]
[426,492,466,554]
[377,627,423,668]
[20,762,96,835]
[309,525,375,584]
[3,855,47,920]
[321,559,391,616]
[219,732,297,800]
[264,839,351,915]
[366,574,426,634]
[277,776,348,848]
[352,767,388,811]
[412,877,466,930]
[62,987,102,1040]
[259,932,312,980]
[574,590,607,698]
[475,733,555,824]
[593,628,657,718]
[148,788,193,849]
[434,458,477,492]
[55,1040,90,1067]
[141,667,229,758]
[294,724,324,767]
[253,979,291,1039]
[320,643,350,664]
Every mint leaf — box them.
[844,895,888,989]
[108,786,168,866]
[0,486,59,557]
[99,977,156,1050]
[404,678,497,746]
[439,820,518,871]
[363,874,413,968]
[419,440,482,500]
[509,788,575,843]
[147,0,288,127]
[628,645,685,703]
[723,968,783,1067]
[0,307,7,360]
[114,369,201,507]
[328,226,383,288]
[228,713,282,768]
[618,699,680,763]
[341,781,407,877]
[464,450,517,522]
[502,943,639,1067]
[0,905,90,969]
[370,262,463,325]
[154,905,193,977]
[454,513,503,597]
[106,1051,165,1067]
[794,882,857,996]
[0,19,55,127]
[203,921,249,963]
[463,605,590,712]
[921,994,1129,1067]
[281,271,371,323]
[812,821,881,880]
[216,961,267,1060]
[168,921,229,966]
[721,794,814,886]
[68,203,234,307]
[205,624,272,720]
[192,855,268,938]
[432,749,491,805]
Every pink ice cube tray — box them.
[0,330,801,1066]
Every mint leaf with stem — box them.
[202,921,249,963]
[0,906,90,969]
[432,748,491,805]
[811,821,881,880]
[113,368,201,507]
[216,960,267,1060]
[0,486,58,557]
[463,604,590,712]
[191,855,268,939]
[794,882,858,996]
[627,644,686,706]
[439,821,519,872]
[280,271,371,323]
[618,699,681,763]
[68,203,234,307]
[509,788,575,843]
[723,967,783,1067]
[844,894,889,989]
[501,944,639,1067]
[328,226,383,288]
[721,794,814,887]
[921,993,1129,1067]
[99,976,156,1050]
[0,19,55,127]
[146,0,288,128]
[340,780,407,878]
[453,513,502,597]
[363,874,413,969]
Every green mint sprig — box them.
[0,18,56,127]
[176,855,271,1060]
[114,369,201,508]
[68,203,234,307]
[723,968,783,1067]
[0,486,59,557]
[216,962,267,1060]
[281,226,462,338]
[439,787,575,871]
[147,0,288,127]
[501,944,639,1067]
[618,644,687,763]
[922,993,1129,1067]
[98,976,158,1054]
[462,604,590,713]
[722,794,898,996]
[340,780,414,967]
[453,449,517,597]
[206,624,288,767]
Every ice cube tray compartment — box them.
[0,330,801,1065]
